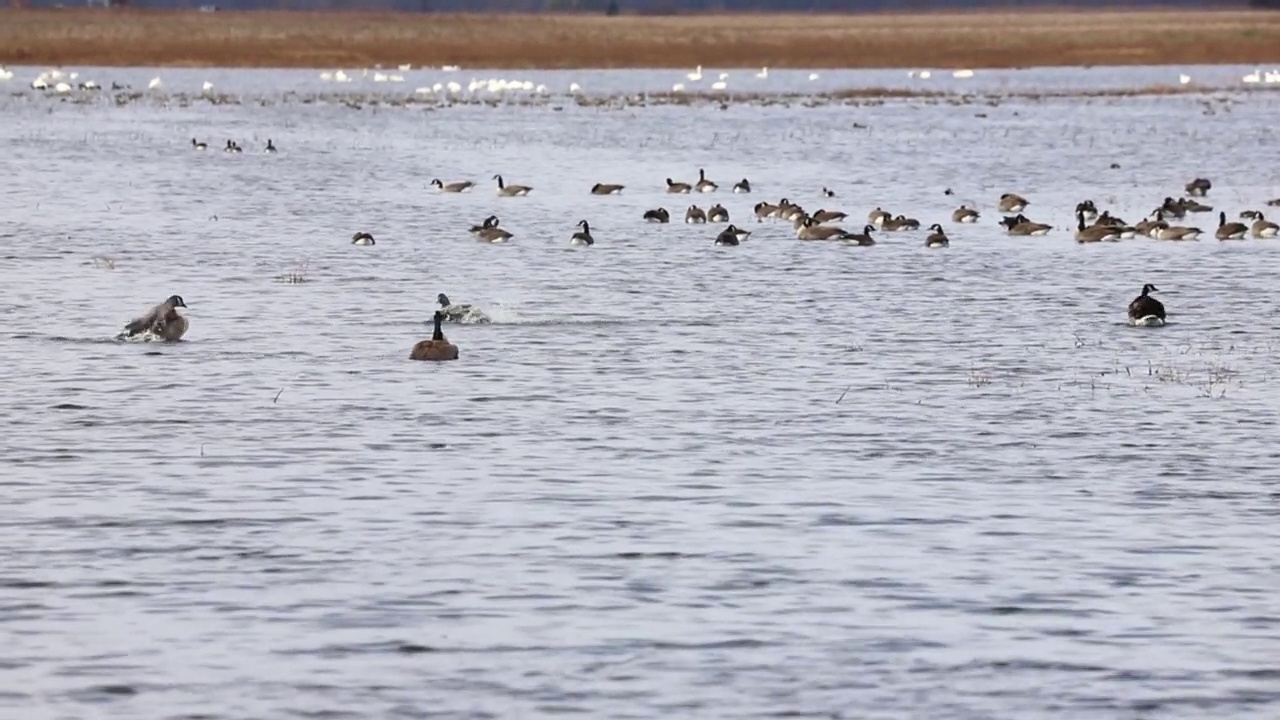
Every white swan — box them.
[688,65,703,81]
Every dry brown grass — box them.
[2,9,1279,69]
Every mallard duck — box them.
[643,208,670,223]
[351,232,375,245]
[117,295,188,342]
[410,311,459,361]
[437,293,490,324]
[1127,284,1166,326]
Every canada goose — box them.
[708,204,729,223]
[666,178,692,194]
[1240,210,1263,221]
[1159,197,1188,219]
[845,225,877,246]
[264,139,277,154]
[469,215,500,235]
[1008,215,1052,236]
[570,219,594,246]
[590,183,625,195]
[437,293,491,324]
[1253,213,1280,238]
[643,208,670,224]
[1268,199,1280,207]
[1127,284,1166,327]
[410,311,460,361]
[733,179,751,193]
[882,214,920,231]
[224,140,242,153]
[476,225,514,243]
[1075,200,1099,222]
[753,202,779,221]
[191,138,207,151]
[924,224,948,247]
[1075,211,1119,243]
[1215,211,1248,240]
[1095,211,1127,227]
[725,224,751,242]
[117,295,188,342]
[1182,199,1213,213]
[779,202,806,222]
[811,208,848,224]
[431,178,474,193]
[796,217,854,241]
[713,226,740,246]
[1152,221,1202,241]
[998,193,1028,213]
[494,175,532,197]
[822,187,835,198]
[868,207,891,227]
[1185,177,1212,197]
[695,168,718,193]
[351,232,376,246]
[684,205,707,224]
[951,205,979,223]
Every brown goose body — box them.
[411,311,460,361]
[120,295,189,342]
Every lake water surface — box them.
[3,65,1280,719]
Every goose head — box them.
[165,295,187,309]
[437,293,452,307]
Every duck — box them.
[224,140,242,153]
[1253,213,1280,238]
[733,178,752,193]
[191,138,207,151]
[951,205,979,223]
[811,208,848,224]
[685,205,707,224]
[707,204,729,223]
[924,224,949,247]
[437,293,490,324]
[1185,177,1212,197]
[844,225,877,246]
[1075,211,1119,243]
[469,215,500,235]
[570,219,595,246]
[666,177,693,194]
[1127,284,1166,327]
[590,182,625,195]
[351,231,376,245]
[431,178,474,193]
[1075,200,1099,222]
[410,311,460,361]
[713,226,740,246]
[264,139,277,154]
[1215,211,1249,240]
[1007,215,1052,236]
[882,214,920,231]
[868,207,891,227]
[643,208,670,224]
[695,168,718,193]
[494,175,532,196]
[822,187,836,198]
[997,193,1028,213]
[117,295,189,342]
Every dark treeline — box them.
[12,0,1268,11]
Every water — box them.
[3,65,1280,719]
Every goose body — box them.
[1216,211,1248,240]
[410,311,460,361]
[925,224,949,247]
[725,224,751,242]
[431,179,474,193]
[1153,222,1202,241]
[733,178,751,193]
[951,205,979,223]
[191,138,207,151]
[224,140,242,153]
[476,226,514,243]
[494,175,532,196]
[1075,200,1099,222]
[796,218,854,241]
[812,208,848,224]
[590,183,625,195]
[707,204,729,223]
[1127,284,1166,327]
[264,139,277,154]
[1008,215,1052,236]
[998,193,1028,213]
[117,295,188,343]
[845,225,877,246]
[1253,214,1280,238]
[753,202,780,221]
[570,220,595,246]
[643,208,670,224]
[1075,211,1119,243]
[437,293,490,324]
[695,168,718,193]
[469,215,500,235]
[714,226,740,246]
[685,205,707,224]
[351,232,376,246]
[666,178,692,194]
[868,207,891,227]
[882,214,920,231]
[1185,177,1212,197]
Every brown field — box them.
[1,9,1279,70]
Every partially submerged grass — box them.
[3,9,1280,69]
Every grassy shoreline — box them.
[2,9,1279,70]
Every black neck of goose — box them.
[432,314,445,341]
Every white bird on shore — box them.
[808,73,820,81]
[1179,73,1191,85]
[1243,68,1261,83]
[202,80,214,91]
[756,67,768,78]
[953,69,974,79]
[711,81,727,91]
[569,82,581,94]
[148,77,162,89]
[688,65,703,81]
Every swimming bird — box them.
[811,208,848,224]
[476,224,514,243]
[224,140,242,153]
[733,178,751,193]
[951,205,979,223]
[590,183,625,195]
[1215,211,1249,240]
[1007,215,1052,236]
[431,179,474,193]
[707,204,729,223]
[410,311,460,361]
[925,224,949,247]
[1075,200,1099,222]
[1185,177,1212,197]
[570,220,594,246]
[1127,284,1166,327]
[714,226,740,246]
[796,217,855,241]
[822,187,835,198]
[1075,211,1119,243]
[1240,210,1263,221]
[351,232,376,245]
[882,214,920,231]
[191,138,207,151]
[494,175,532,196]
[437,293,490,324]
[868,207,891,227]
[1268,199,1280,207]
[643,208,670,223]
[685,205,707,224]
[753,202,780,221]
[264,139,277,154]
[117,295,188,342]
[1253,213,1280,238]
[666,178,692,194]
[1151,220,1202,240]
[469,215,500,235]
[1182,198,1213,213]
[998,193,1029,213]
[724,224,751,242]
[844,225,877,246]
[695,169,718,193]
